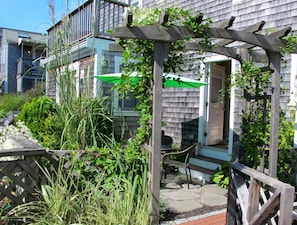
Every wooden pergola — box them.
[113,12,296,224]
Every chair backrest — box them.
[162,143,196,165]
[183,144,196,164]
[161,131,173,148]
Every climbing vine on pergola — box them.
[113,11,297,224]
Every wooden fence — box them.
[226,162,295,225]
[1,148,296,224]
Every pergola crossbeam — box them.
[241,27,292,49]
[268,27,292,39]
[216,16,235,29]
[194,13,204,25]
[115,25,294,53]
[124,12,133,27]
[216,21,266,46]
[186,42,267,63]
[160,12,169,26]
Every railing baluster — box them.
[229,162,295,225]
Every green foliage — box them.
[0,110,5,119]
[0,93,28,115]
[277,116,295,183]
[117,7,211,151]
[280,35,297,54]
[7,160,150,225]
[211,162,230,189]
[230,62,271,167]
[44,9,113,150]
[57,96,113,150]
[240,102,271,167]
[0,82,45,117]
[16,96,62,149]
[89,143,148,189]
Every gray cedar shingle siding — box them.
[142,0,296,144]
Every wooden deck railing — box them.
[47,0,129,50]
[17,58,45,77]
[227,162,295,225]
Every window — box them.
[100,50,137,112]
[18,33,31,39]
[118,93,138,110]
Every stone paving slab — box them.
[160,172,228,224]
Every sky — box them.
[0,0,86,34]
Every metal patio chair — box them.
[161,144,196,189]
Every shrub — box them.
[16,96,62,149]
[211,162,230,189]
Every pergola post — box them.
[268,52,281,178]
[150,41,168,224]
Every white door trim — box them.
[198,56,236,161]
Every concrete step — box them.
[188,155,227,182]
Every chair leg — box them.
[189,167,192,184]
[185,167,189,189]
[164,165,168,179]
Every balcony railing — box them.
[47,0,130,50]
[17,58,45,77]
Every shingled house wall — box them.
[143,0,297,145]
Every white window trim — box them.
[289,54,297,107]
[290,54,297,148]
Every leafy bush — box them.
[211,162,230,189]
[211,114,295,188]
[277,115,295,184]
[16,96,62,149]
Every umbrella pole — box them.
[150,41,168,224]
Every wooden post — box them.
[150,41,166,224]
[226,167,237,225]
[278,186,295,225]
[268,52,281,178]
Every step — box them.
[189,156,224,171]
[178,167,213,184]
[187,156,227,183]
[188,164,216,176]
[195,155,226,165]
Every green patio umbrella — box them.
[95,72,208,88]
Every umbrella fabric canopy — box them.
[95,72,207,88]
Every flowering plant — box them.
[0,121,38,149]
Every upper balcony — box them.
[47,0,132,51]
[17,58,45,78]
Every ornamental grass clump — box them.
[7,159,151,225]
